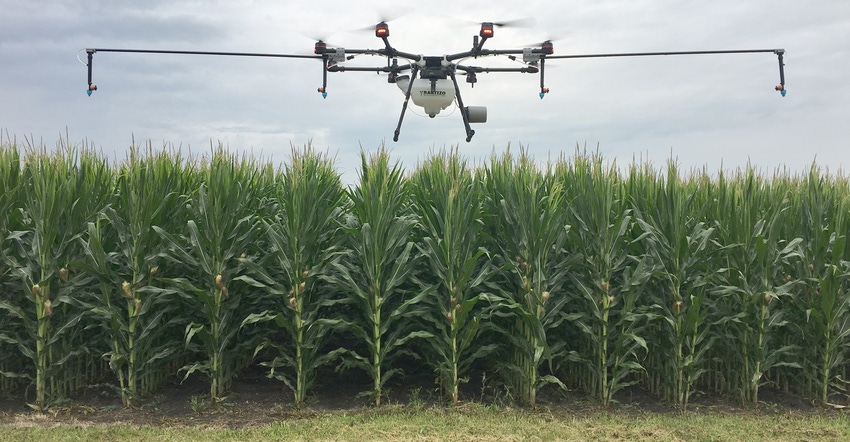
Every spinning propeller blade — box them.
[349,7,412,33]
[490,17,537,28]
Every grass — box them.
[2,404,849,441]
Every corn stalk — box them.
[0,141,111,409]
[0,140,22,393]
[631,161,718,410]
[561,151,654,407]
[787,165,850,404]
[711,168,801,405]
[409,150,499,405]
[154,147,267,403]
[481,150,572,406]
[76,144,190,407]
[325,149,431,407]
[239,146,348,405]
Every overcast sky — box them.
[2,0,848,183]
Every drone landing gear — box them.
[392,68,479,143]
[450,71,475,142]
[393,66,420,142]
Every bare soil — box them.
[0,366,844,429]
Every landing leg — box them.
[449,70,475,142]
[393,66,420,142]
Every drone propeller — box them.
[488,17,537,28]
[375,6,413,24]
[349,7,412,33]
[458,16,537,29]
[519,33,572,49]
[351,21,387,34]
[465,17,537,47]
[301,33,342,49]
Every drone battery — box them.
[423,57,448,79]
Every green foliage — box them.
[154,146,270,403]
[481,149,573,406]
[238,146,348,405]
[0,142,22,393]
[76,144,191,407]
[324,149,430,406]
[0,140,112,408]
[710,168,802,405]
[784,165,850,404]
[631,160,719,409]
[2,138,850,409]
[560,151,655,407]
[409,149,499,405]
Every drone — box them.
[82,20,787,142]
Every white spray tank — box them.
[395,76,456,118]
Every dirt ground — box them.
[0,366,844,429]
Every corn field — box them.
[1,138,849,410]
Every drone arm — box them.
[382,49,421,62]
[86,48,322,59]
[446,48,526,62]
[82,47,323,96]
[546,48,787,95]
[446,50,475,62]
[544,48,782,59]
[455,65,539,74]
[327,64,413,73]
[380,36,393,54]
[476,36,490,54]
[339,47,421,62]
[393,65,420,142]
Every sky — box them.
[2,0,848,183]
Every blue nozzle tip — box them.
[780,89,786,97]
[86,89,93,96]
[321,92,328,99]
[539,92,545,99]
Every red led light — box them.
[376,23,389,38]
[480,24,494,38]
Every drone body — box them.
[82,21,786,142]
